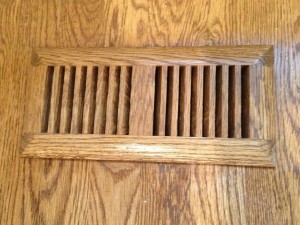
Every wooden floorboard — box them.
[0,0,299,224]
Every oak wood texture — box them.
[21,133,274,167]
[21,45,275,166]
[129,66,156,135]
[1,0,299,225]
[32,45,273,66]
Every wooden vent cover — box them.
[21,46,275,167]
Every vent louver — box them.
[21,46,275,167]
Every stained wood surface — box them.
[21,133,274,167]
[21,58,273,166]
[32,45,273,66]
[0,1,299,225]
[129,66,156,135]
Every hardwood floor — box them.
[0,0,299,224]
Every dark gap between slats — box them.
[178,66,184,136]
[65,66,76,133]
[78,66,87,133]
[124,66,132,135]
[202,66,210,137]
[215,66,222,137]
[153,66,162,136]
[241,65,250,138]
[165,66,174,136]
[55,66,65,133]
[190,66,197,137]
[228,65,235,138]
[41,66,54,132]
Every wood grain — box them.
[70,66,86,133]
[153,65,168,136]
[59,66,75,133]
[216,65,229,137]
[229,65,242,138]
[178,66,191,136]
[116,66,131,135]
[165,66,180,136]
[93,66,109,134]
[32,45,274,66]
[191,65,204,137]
[47,66,64,133]
[203,65,216,137]
[21,133,275,167]
[1,0,299,225]
[129,66,156,135]
[105,66,120,134]
[82,66,97,134]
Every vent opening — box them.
[241,65,250,138]
[41,64,251,138]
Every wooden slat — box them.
[117,66,131,135]
[250,65,260,139]
[234,65,242,138]
[47,66,64,133]
[166,66,179,136]
[82,67,97,134]
[70,66,86,133]
[208,66,216,137]
[178,66,191,136]
[23,66,49,133]
[93,66,109,134]
[33,46,274,66]
[105,66,120,134]
[203,66,216,137]
[129,66,156,135]
[59,66,74,133]
[21,133,275,167]
[191,66,204,137]
[249,65,275,141]
[221,65,229,137]
[153,66,168,136]
[261,65,275,141]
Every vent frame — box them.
[22,46,275,167]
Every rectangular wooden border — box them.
[32,45,273,66]
[21,133,275,167]
[23,46,275,166]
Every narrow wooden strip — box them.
[59,66,75,133]
[129,66,156,135]
[191,66,204,137]
[117,66,131,135]
[23,66,50,133]
[93,66,109,134]
[105,66,120,134]
[21,133,275,167]
[209,66,216,137]
[178,66,191,136]
[47,66,64,133]
[221,65,229,138]
[33,46,274,66]
[153,66,168,136]
[166,66,179,136]
[261,65,275,140]
[82,66,97,134]
[70,66,86,133]
[40,66,54,132]
[234,65,242,138]
[249,65,258,139]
